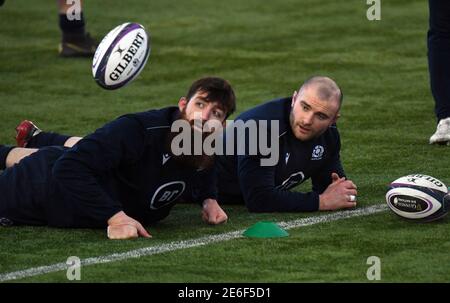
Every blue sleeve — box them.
[51,116,146,227]
[237,155,320,212]
[191,167,218,205]
[311,133,346,194]
[311,158,345,194]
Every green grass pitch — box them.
[0,0,449,282]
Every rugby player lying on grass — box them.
[0,77,235,239]
[216,76,358,212]
[4,76,357,221]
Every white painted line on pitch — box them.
[0,204,387,282]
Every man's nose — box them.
[303,112,314,125]
[201,106,213,121]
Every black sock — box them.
[27,132,71,148]
[59,12,86,41]
[0,145,15,170]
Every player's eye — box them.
[213,110,224,119]
[302,105,309,111]
[196,102,205,109]
[317,114,328,121]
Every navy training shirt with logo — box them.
[46,107,216,228]
[216,98,345,212]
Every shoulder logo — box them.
[311,145,324,160]
[162,153,171,165]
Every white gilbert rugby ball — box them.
[386,174,449,222]
[92,22,150,90]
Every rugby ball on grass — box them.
[92,22,150,90]
[386,174,449,222]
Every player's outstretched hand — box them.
[107,211,152,240]
[319,173,358,211]
[202,199,228,225]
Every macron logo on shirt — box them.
[285,152,290,164]
[162,153,171,165]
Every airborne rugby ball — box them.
[386,174,449,222]
[92,22,150,90]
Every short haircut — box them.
[186,77,236,118]
[300,76,343,110]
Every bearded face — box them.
[165,108,217,170]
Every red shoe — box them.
[15,120,42,147]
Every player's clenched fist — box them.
[202,199,228,225]
[107,211,152,240]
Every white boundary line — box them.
[0,204,387,282]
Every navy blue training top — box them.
[48,107,216,227]
[216,97,345,212]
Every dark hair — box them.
[186,77,236,118]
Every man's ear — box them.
[178,97,188,112]
[291,91,298,107]
[332,112,341,124]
